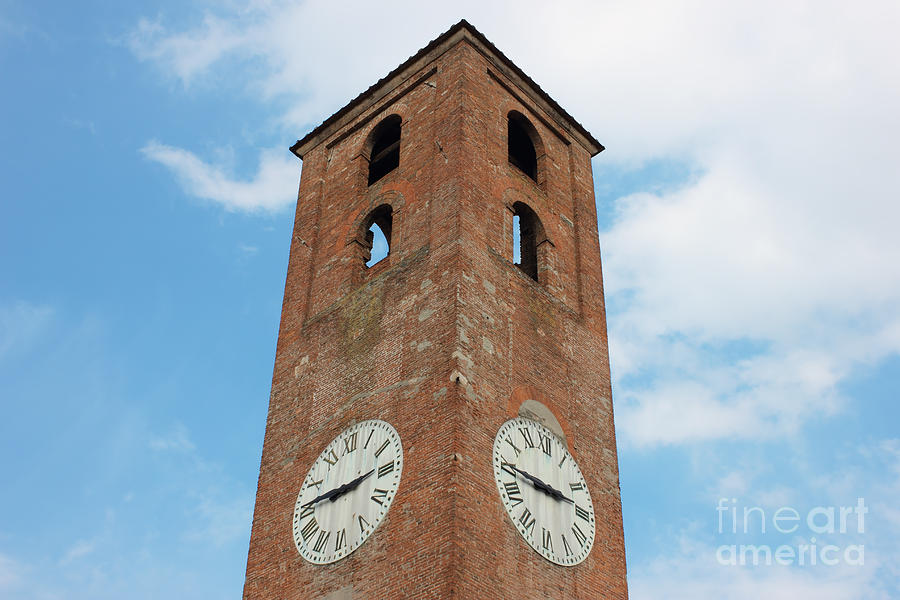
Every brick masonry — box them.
[243,21,629,600]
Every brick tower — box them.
[243,20,628,599]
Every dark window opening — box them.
[364,204,393,267]
[368,116,401,186]
[508,112,538,182]
[512,202,541,281]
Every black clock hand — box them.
[302,486,341,507]
[329,468,375,502]
[550,487,574,503]
[511,465,553,495]
[511,465,544,491]
[303,468,375,507]
[512,466,574,503]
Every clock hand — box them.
[511,465,545,490]
[552,487,574,504]
[511,465,555,495]
[329,468,375,502]
[303,490,334,507]
[302,486,341,507]
[512,466,574,504]
[544,478,574,504]
[303,468,375,507]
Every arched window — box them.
[363,204,392,267]
[508,111,538,182]
[512,201,543,282]
[367,115,401,185]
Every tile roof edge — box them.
[290,19,603,159]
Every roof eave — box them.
[290,19,603,159]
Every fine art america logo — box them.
[716,498,867,566]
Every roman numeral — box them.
[322,449,339,467]
[542,527,554,552]
[297,503,315,521]
[518,507,536,536]
[561,533,573,556]
[539,434,552,457]
[519,427,535,449]
[371,488,389,505]
[307,478,323,490]
[572,522,587,547]
[300,517,319,544]
[503,481,523,507]
[500,460,517,478]
[313,529,330,553]
[363,428,375,449]
[558,454,567,468]
[569,482,584,493]
[575,504,591,521]
[505,437,522,457]
[342,432,358,455]
[378,461,395,478]
[358,514,371,532]
[374,439,390,458]
[334,528,346,552]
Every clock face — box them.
[492,417,595,566]
[292,419,403,564]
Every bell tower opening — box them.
[367,115,401,185]
[363,204,392,267]
[507,110,538,182]
[512,201,543,282]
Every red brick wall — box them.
[243,36,627,600]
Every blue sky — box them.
[2,1,899,598]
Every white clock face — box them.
[492,417,595,566]
[292,419,403,564]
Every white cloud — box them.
[63,118,97,135]
[590,2,900,447]
[630,541,888,600]
[0,553,21,589]
[148,422,195,452]
[713,470,751,498]
[149,422,253,547]
[141,141,297,213]
[185,495,254,548]
[59,540,96,566]
[128,15,248,87]
[127,1,471,125]
[607,138,900,446]
[633,439,900,599]
[615,345,849,447]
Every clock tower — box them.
[243,20,628,599]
